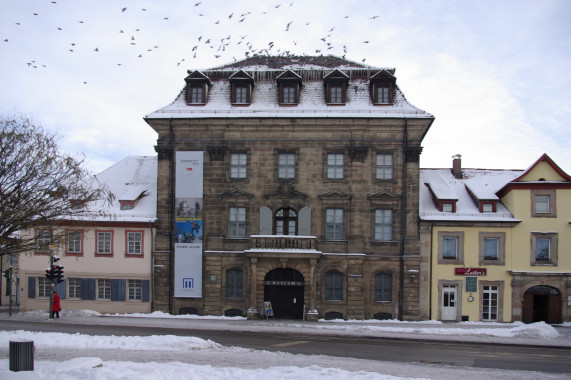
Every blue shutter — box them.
[111,279,126,301]
[81,278,96,300]
[28,277,36,299]
[58,279,66,299]
[142,280,150,302]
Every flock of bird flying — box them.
[2,1,382,84]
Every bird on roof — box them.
[122,7,127,12]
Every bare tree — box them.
[0,114,110,256]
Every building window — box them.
[482,203,494,213]
[96,231,113,255]
[228,207,246,238]
[281,86,297,104]
[376,154,393,180]
[275,208,297,235]
[97,279,111,300]
[189,86,204,104]
[68,278,81,299]
[325,270,343,301]
[36,230,51,253]
[226,268,243,299]
[127,231,143,255]
[375,209,393,241]
[38,277,51,298]
[531,189,556,217]
[327,153,344,179]
[437,232,464,264]
[531,232,558,265]
[328,86,344,104]
[375,86,391,104]
[230,153,247,179]
[233,86,249,104]
[66,231,82,254]
[374,273,392,302]
[120,202,134,210]
[278,153,295,179]
[479,232,505,265]
[442,203,454,213]
[326,209,344,240]
[128,279,142,301]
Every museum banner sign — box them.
[174,151,203,298]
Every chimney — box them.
[452,154,463,179]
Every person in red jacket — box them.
[52,291,61,318]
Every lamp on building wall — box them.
[408,269,419,283]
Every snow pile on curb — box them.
[0,331,221,351]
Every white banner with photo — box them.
[174,151,203,298]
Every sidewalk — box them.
[1,309,569,348]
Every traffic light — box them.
[54,264,64,283]
[45,267,55,280]
[2,267,11,279]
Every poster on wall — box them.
[174,151,203,298]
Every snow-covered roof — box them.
[145,55,432,120]
[82,156,157,223]
[420,168,523,222]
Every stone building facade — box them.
[145,56,434,320]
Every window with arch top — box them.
[275,208,297,235]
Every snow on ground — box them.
[1,310,570,379]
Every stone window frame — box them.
[228,206,247,238]
[531,189,556,218]
[374,209,393,242]
[229,152,249,181]
[530,232,558,266]
[373,272,393,302]
[325,208,345,241]
[478,232,506,266]
[224,267,244,300]
[437,231,464,265]
[437,279,463,322]
[275,149,298,181]
[479,280,504,322]
[323,269,344,302]
[374,152,394,182]
[324,151,345,181]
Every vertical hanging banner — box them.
[174,151,203,298]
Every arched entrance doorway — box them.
[522,286,562,324]
[264,268,304,319]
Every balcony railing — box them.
[249,235,318,251]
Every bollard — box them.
[9,340,34,372]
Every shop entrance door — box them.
[441,285,458,321]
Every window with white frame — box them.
[228,207,246,238]
[324,270,343,301]
[38,277,51,298]
[375,209,393,241]
[326,208,344,240]
[67,231,82,254]
[128,279,143,300]
[482,203,494,213]
[230,153,247,179]
[68,278,81,299]
[127,232,143,255]
[327,153,344,179]
[278,153,295,179]
[374,273,392,302]
[97,279,111,299]
[97,232,112,254]
[36,230,51,252]
[482,285,499,321]
[376,154,393,180]
[535,195,550,214]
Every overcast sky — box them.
[1,0,570,174]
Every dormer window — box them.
[277,70,302,106]
[120,201,135,210]
[324,69,349,105]
[185,70,211,105]
[482,203,494,213]
[370,70,396,105]
[229,70,254,106]
[442,202,454,212]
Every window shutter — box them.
[81,278,96,300]
[298,206,311,236]
[142,280,150,302]
[230,85,236,103]
[58,279,67,299]
[111,279,126,301]
[28,277,36,299]
[259,206,272,235]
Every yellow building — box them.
[420,154,571,323]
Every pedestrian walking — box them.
[52,291,61,318]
